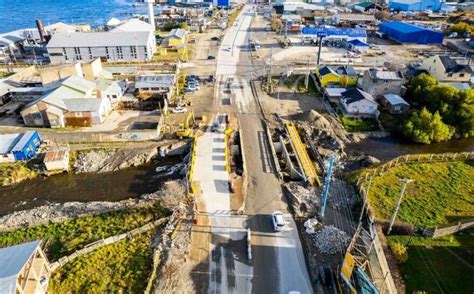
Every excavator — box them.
[176,110,195,139]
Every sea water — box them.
[0,0,148,33]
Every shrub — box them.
[390,242,408,263]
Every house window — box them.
[33,138,39,145]
[105,47,110,59]
[112,95,117,99]
[130,46,137,59]
[116,47,123,59]
[31,112,42,120]
[74,47,82,60]
[62,48,68,61]
[88,47,93,59]
[460,73,465,77]
[447,73,453,77]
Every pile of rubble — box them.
[284,182,320,218]
[311,225,350,255]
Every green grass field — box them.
[49,232,154,293]
[0,204,167,261]
[361,160,474,227]
[388,230,474,294]
[340,115,378,132]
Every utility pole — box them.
[387,179,414,235]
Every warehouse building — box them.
[302,27,367,44]
[379,22,444,44]
[389,0,443,11]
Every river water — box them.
[346,136,474,161]
[0,156,183,216]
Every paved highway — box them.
[193,4,313,293]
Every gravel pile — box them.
[285,182,319,217]
[312,225,350,255]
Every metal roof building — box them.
[302,26,367,42]
[0,240,50,294]
[0,131,41,162]
[379,22,444,44]
[389,0,443,11]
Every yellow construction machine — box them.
[176,110,196,138]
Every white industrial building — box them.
[47,19,156,64]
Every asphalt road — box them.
[216,4,313,293]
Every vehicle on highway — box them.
[207,55,215,60]
[172,107,188,113]
[272,211,286,231]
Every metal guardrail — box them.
[284,121,321,187]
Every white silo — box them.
[145,0,156,31]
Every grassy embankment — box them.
[340,115,379,132]
[387,230,474,294]
[357,160,474,227]
[0,205,167,292]
[352,160,474,293]
[0,161,38,186]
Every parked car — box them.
[271,211,286,231]
[172,107,188,113]
[187,84,200,91]
[207,55,216,60]
[207,75,215,82]
[186,75,200,81]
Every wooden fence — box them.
[423,221,474,238]
[49,217,169,271]
[355,151,474,236]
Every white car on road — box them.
[272,211,287,231]
[172,107,188,113]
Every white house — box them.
[95,79,126,106]
[47,20,156,64]
[339,88,379,118]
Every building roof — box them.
[110,19,153,33]
[0,240,42,294]
[324,87,347,96]
[63,98,104,112]
[47,31,151,48]
[44,149,68,163]
[347,39,370,47]
[11,131,38,152]
[319,65,357,77]
[168,28,186,40]
[383,93,409,106]
[336,13,376,22]
[353,1,375,8]
[302,26,367,38]
[438,56,473,74]
[95,79,120,92]
[443,82,471,90]
[135,74,175,88]
[62,76,96,94]
[342,88,376,104]
[0,134,20,154]
[367,68,404,80]
[380,21,433,34]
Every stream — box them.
[0,156,184,216]
[346,136,474,161]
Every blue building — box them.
[389,0,443,11]
[379,22,444,44]
[302,27,367,43]
[0,131,41,162]
[213,0,230,8]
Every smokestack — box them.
[35,19,46,43]
[145,0,156,31]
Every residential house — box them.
[420,55,472,83]
[95,79,126,106]
[380,93,410,114]
[135,74,176,101]
[0,131,41,162]
[323,87,346,104]
[21,76,112,127]
[162,28,187,48]
[359,68,404,97]
[47,19,156,63]
[0,240,50,294]
[339,88,379,118]
[316,65,358,88]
